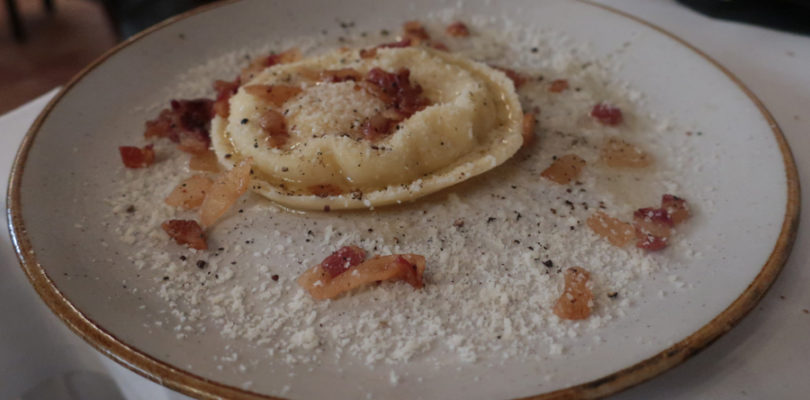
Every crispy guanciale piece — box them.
[361,113,400,141]
[309,184,343,198]
[199,160,252,227]
[541,154,586,184]
[320,68,363,83]
[319,245,366,277]
[492,66,527,89]
[600,137,652,168]
[522,112,536,147]
[243,84,303,108]
[365,68,429,114]
[662,194,690,224]
[633,207,673,251]
[360,68,430,140]
[446,21,470,37]
[189,149,220,172]
[258,109,289,148]
[633,208,674,239]
[402,21,430,43]
[553,267,593,320]
[165,175,213,210]
[549,79,569,93]
[298,252,426,301]
[240,48,302,82]
[591,103,623,126]
[144,99,214,154]
[633,195,690,251]
[213,77,240,118]
[430,41,449,51]
[635,233,668,251]
[587,211,635,247]
[119,145,155,168]
[162,219,207,250]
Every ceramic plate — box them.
[7,0,799,399]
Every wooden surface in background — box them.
[0,0,116,114]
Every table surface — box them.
[1,1,808,399]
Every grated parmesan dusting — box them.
[100,11,706,397]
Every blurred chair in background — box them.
[4,0,54,42]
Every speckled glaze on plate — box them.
[6,0,799,399]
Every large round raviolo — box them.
[211,46,524,210]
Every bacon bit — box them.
[144,99,214,154]
[402,21,430,43]
[119,145,155,168]
[165,175,213,210]
[553,267,593,320]
[587,211,635,247]
[430,41,449,51]
[541,154,586,184]
[591,103,623,126]
[359,38,413,59]
[309,184,343,198]
[143,111,174,140]
[298,252,426,301]
[361,114,399,141]
[521,112,536,147]
[176,134,208,154]
[631,195,690,251]
[213,77,240,118]
[320,68,363,83]
[258,109,289,148]
[360,67,430,139]
[189,149,220,172]
[600,137,652,168]
[366,68,429,115]
[359,48,377,59]
[446,21,470,37]
[662,194,690,225]
[636,234,669,251]
[633,208,674,238]
[199,160,252,227]
[633,207,673,251]
[319,245,366,277]
[492,66,527,89]
[549,79,569,93]
[243,84,302,107]
[161,219,207,250]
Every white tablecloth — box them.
[2,1,808,398]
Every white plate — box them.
[8,0,798,399]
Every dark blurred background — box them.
[1,0,809,115]
[0,0,215,114]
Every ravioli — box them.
[211,46,524,210]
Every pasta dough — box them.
[211,46,524,210]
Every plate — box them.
[7,0,799,399]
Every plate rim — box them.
[5,1,800,399]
